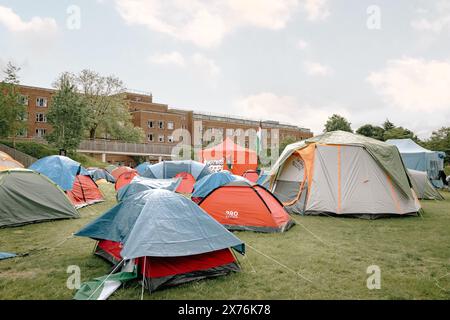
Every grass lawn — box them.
[0,183,449,300]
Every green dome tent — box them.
[408,169,444,200]
[0,169,79,227]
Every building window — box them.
[147,120,154,128]
[18,95,28,106]
[147,133,154,142]
[35,113,47,123]
[168,136,174,143]
[35,128,46,137]
[167,121,174,130]
[158,135,164,142]
[158,121,164,129]
[36,97,47,108]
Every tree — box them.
[356,124,385,140]
[421,127,450,163]
[382,119,395,131]
[383,126,417,141]
[0,62,26,147]
[74,69,144,142]
[46,73,88,152]
[279,136,297,155]
[324,114,353,133]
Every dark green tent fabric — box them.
[0,169,79,227]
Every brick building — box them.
[14,84,313,165]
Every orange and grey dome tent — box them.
[0,152,24,171]
[242,170,259,183]
[264,131,421,218]
[199,137,258,176]
[199,180,294,233]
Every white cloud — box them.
[233,92,346,134]
[411,1,450,33]
[367,57,450,112]
[147,51,186,67]
[297,39,309,50]
[0,5,57,34]
[114,0,306,48]
[192,53,221,78]
[303,0,330,21]
[304,61,332,76]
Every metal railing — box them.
[78,139,174,156]
[0,143,38,167]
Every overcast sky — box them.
[0,0,449,138]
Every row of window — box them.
[147,120,174,130]
[147,133,174,143]
[18,95,48,107]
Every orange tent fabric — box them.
[243,170,259,183]
[115,171,139,191]
[199,137,257,176]
[111,166,136,180]
[199,181,294,233]
[174,172,196,193]
[0,153,24,171]
[66,175,104,208]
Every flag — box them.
[256,122,263,156]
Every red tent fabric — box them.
[199,137,257,176]
[115,171,139,191]
[95,240,238,292]
[174,172,196,193]
[111,166,136,180]
[243,170,259,183]
[199,180,294,233]
[66,175,104,208]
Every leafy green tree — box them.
[382,119,395,131]
[421,127,450,163]
[279,135,297,154]
[356,124,385,140]
[74,69,144,142]
[324,114,353,133]
[383,126,417,141]
[46,73,88,152]
[0,62,26,147]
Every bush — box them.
[0,139,105,168]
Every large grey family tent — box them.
[386,138,445,188]
[0,169,79,227]
[266,131,421,218]
[116,176,181,202]
[29,155,104,208]
[407,169,444,200]
[75,189,244,298]
[142,160,212,193]
[199,180,294,233]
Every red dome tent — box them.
[174,172,196,193]
[115,170,139,191]
[66,175,104,208]
[199,180,294,233]
[199,137,258,176]
[243,170,259,183]
[111,166,136,181]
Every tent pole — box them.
[140,256,147,300]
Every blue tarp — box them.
[386,139,445,188]
[192,171,246,198]
[135,162,151,175]
[142,160,212,180]
[0,252,16,260]
[87,168,116,183]
[116,176,181,201]
[76,189,245,259]
[256,172,269,188]
[29,155,88,191]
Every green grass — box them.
[0,184,449,300]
